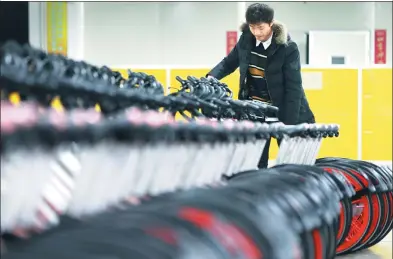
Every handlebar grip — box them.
[187,75,198,82]
[212,78,220,83]
[212,98,230,107]
[326,124,340,137]
[281,123,310,136]
[230,99,248,108]
[198,98,218,110]
[175,76,185,83]
[268,122,286,138]
[329,124,340,132]
[266,104,279,114]
[245,102,261,110]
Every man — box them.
[207,3,315,168]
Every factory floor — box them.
[338,232,392,259]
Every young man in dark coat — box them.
[207,3,315,168]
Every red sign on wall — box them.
[226,31,238,55]
[374,29,387,64]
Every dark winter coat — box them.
[208,21,315,125]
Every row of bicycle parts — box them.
[1,41,392,259]
[1,40,278,121]
[1,143,392,259]
[1,101,340,229]
[1,103,391,259]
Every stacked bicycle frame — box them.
[1,41,392,259]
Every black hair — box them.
[245,3,274,25]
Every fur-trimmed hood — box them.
[240,20,289,45]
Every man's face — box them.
[249,22,273,42]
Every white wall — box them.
[83,2,240,67]
[308,31,370,66]
[31,2,392,66]
[28,2,46,50]
[67,2,84,61]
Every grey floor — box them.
[339,250,384,259]
[337,232,392,259]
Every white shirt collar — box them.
[256,33,273,49]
